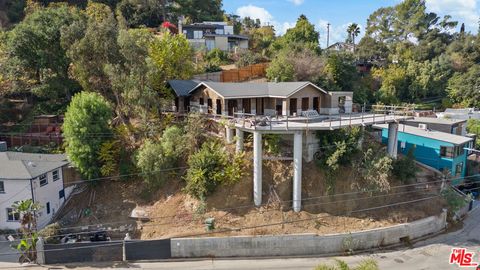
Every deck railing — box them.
[188,104,415,131]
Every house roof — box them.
[405,117,467,125]
[191,81,328,99]
[373,124,474,145]
[0,152,69,180]
[168,80,200,97]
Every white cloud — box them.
[235,5,294,35]
[425,0,479,27]
[236,5,274,25]
[288,0,305,6]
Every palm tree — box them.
[347,23,361,52]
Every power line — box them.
[0,195,441,257]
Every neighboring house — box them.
[180,21,249,52]
[185,81,353,116]
[374,124,474,178]
[0,151,74,230]
[403,117,467,136]
[437,108,480,120]
[326,42,354,53]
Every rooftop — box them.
[168,80,200,97]
[192,81,329,99]
[0,152,69,180]
[373,123,474,145]
[405,117,467,125]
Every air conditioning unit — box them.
[418,124,428,130]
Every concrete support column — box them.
[253,131,262,207]
[236,129,244,153]
[226,127,234,144]
[387,122,399,158]
[293,131,303,212]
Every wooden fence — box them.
[221,63,268,82]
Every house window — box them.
[199,98,204,105]
[39,174,48,186]
[6,208,19,222]
[59,189,65,199]
[46,202,50,215]
[0,181,4,193]
[440,146,454,158]
[193,30,203,39]
[455,163,463,177]
[52,170,59,181]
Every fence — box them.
[0,134,63,147]
[193,63,268,83]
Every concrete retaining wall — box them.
[171,210,447,258]
[43,241,123,264]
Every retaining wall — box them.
[42,241,123,264]
[171,210,447,258]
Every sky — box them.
[223,0,480,47]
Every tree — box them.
[63,92,113,180]
[320,53,357,92]
[173,0,224,23]
[149,31,194,96]
[347,23,361,52]
[467,119,480,149]
[392,148,418,183]
[61,2,121,97]
[446,65,480,108]
[12,199,42,263]
[267,45,323,82]
[354,148,393,192]
[266,55,295,82]
[273,15,319,52]
[117,0,166,28]
[3,4,82,100]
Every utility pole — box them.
[326,23,331,48]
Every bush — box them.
[392,148,418,183]
[184,141,245,199]
[235,51,263,68]
[135,126,186,185]
[205,48,229,66]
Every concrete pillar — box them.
[236,129,244,153]
[253,131,262,206]
[36,237,45,264]
[293,131,303,212]
[226,127,234,144]
[387,122,399,158]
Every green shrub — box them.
[205,48,229,65]
[392,148,418,183]
[184,141,245,199]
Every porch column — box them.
[253,131,262,206]
[251,98,257,114]
[293,131,303,212]
[236,129,244,153]
[282,99,288,116]
[226,127,234,144]
[387,122,399,158]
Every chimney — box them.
[0,141,6,152]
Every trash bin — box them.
[205,218,215,231]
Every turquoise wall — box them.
[381,128,468,179]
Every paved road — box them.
[3,207,480,269]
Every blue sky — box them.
[223,0,480,47]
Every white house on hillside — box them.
[0,151,75,230]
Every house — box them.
[0,151,75,230]
[436,108,480,120]
[185,81,353,116]
[168,79,200,113]
[403,117,467,136]
[374,124,474,178]
[326,42,354,53]
[179,21,249,52]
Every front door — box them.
[301,97,309,111]
[207,99,213,113]
[256,98,264,115]
[243,99,251,113]
[227,100,238,116]
[290,98,297,116]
